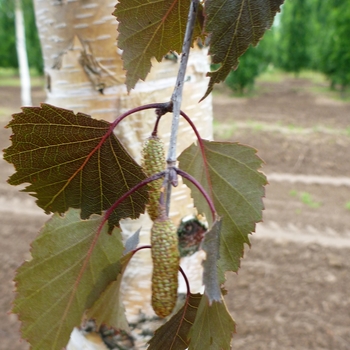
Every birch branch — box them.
[165,0,199,215]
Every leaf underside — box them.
[12,209,124,350]
[148,293,202,350]
[188,294,236,350]
[203,0,285,99]
[114,0,203,91]
[178,140,267,274]
[114,0,283,98]
[87,228,141,331]
[3,104,148,227]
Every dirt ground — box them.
[1,76,350,349]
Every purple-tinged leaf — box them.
[203,0,284,99]
[3,104,148,228]
[113,0,204,91]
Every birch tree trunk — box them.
[33,0,212,346]
[15,0,32,106]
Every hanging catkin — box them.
[142,136,166,221]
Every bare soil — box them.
[1,76,350,349]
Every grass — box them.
[257,67,286,83]
[257,68,350,102]
[213,120,238,139]
[247,120,264,131]
[257,68,327,85]
[289,190,322,209]
[200,67,350,106]
[0,68,44,87]
[310,84,350,102]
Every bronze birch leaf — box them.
[3,104,148,228]
[148,293,202,350]
[202,0,284,99]
[178,140,267,273]
[188,294,235,350]
[12,209,124,350]
[202,217,222,303]
[113,0,204,91]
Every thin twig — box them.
[110,102,171,131]
[165,0,199,215]
[175,168,216,222]
[102,171,166,229]
[180,110,214,203]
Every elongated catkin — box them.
[151,210,179,318]
[142,136,166,221]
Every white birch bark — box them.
[15,0,32,106]
[33,0,212,345]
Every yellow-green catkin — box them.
[151,210,179,318]
[142,136,166,221]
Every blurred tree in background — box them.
[0,0,42,73]
[277,0,312,74]
[0,0,17,68]
[317,0,350,90]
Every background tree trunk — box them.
[15,0,32,106]
[33,0,212,346]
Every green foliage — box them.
[188,294,236,350]
[178,140,267,274]
[0,0,17,67]
[22,0,43,73]
[3,104,148,227]
[273,0,350,90]
[13,209,124,350]
[277,0,312,73]
[0,0,43,72]
[318,1,350,89]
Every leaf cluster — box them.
[114,0,284,98]
[2,1,277,348]
[3,102,267,349]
